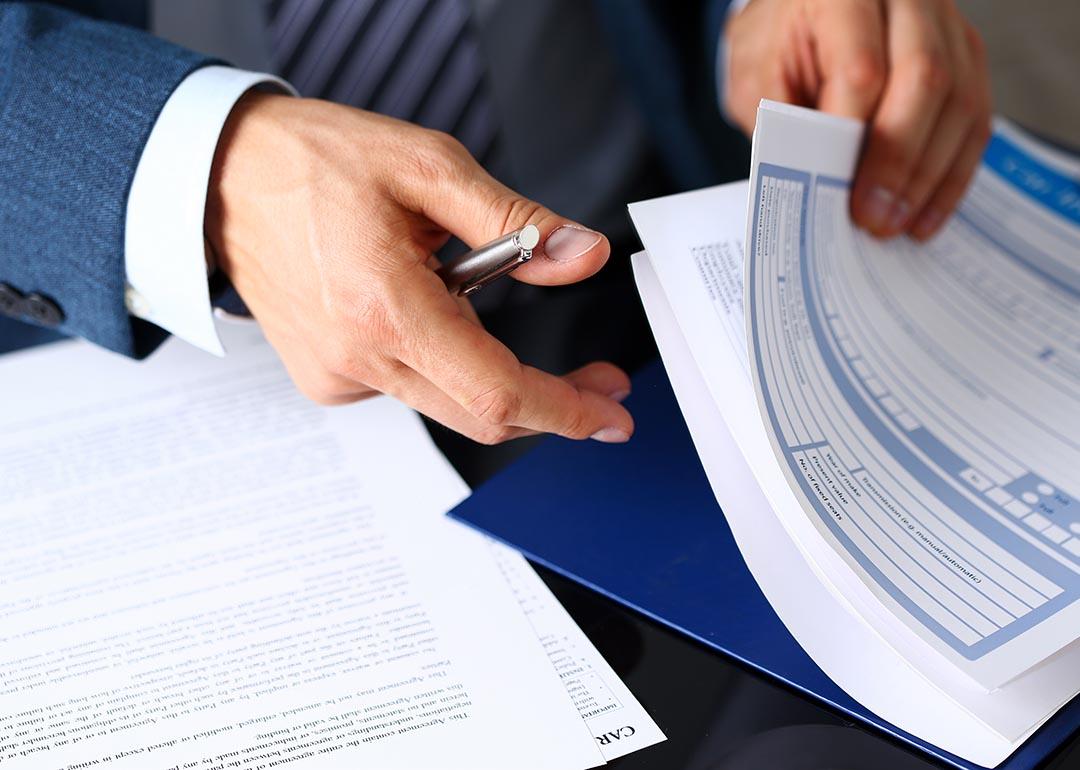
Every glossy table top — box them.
[538,563,1079,770]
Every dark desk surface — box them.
[428,255,1080,770]
[538,563,1080,770]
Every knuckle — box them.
[561,407,594,441]
[368,355,411,390]
[406,129,466,183]
[550,388,591,440]
[466,384,522,427]
[488,195,545,244]
[316,339,359,379]
[473,424,515,446]
[296,374,346,406]
[314,318,388,385]
[842,50,886,97]
[351,292,402,355]
[955,89,980,119]
[908,50,951,93]
[424,128,467,160]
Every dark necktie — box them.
[268,0,500,168]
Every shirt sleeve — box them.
[715,0,752,126]
[124,66,297,356]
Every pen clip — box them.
[458,248,533,296]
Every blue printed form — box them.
[746,103,1080,690]
[630,105,1080,764]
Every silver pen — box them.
[436,225,541,297]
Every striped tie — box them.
[268,0,501,169]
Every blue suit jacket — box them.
[0,0,735,358]
[0,1,212,357]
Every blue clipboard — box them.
[448,360,1079,770]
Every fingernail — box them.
[858,186,896,231]
[608,389,631,403]
[544,225,602,262]
[886,199,912,234]
[590,427,631,443]
[911,207,946,240]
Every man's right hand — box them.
[205,93,633,445]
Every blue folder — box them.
[449,361,1079,770]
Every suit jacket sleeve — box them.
[0,2,217,358]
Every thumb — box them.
[417,139,611,286]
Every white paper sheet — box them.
[489,543,666,761]
[0,327,607,770]
[629,175,1078,764]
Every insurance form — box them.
[746,102,1079,690]
[629,104,1079,765]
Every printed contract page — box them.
[0,327,607,770]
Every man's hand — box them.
[206,93,633,445]
[725,0,991,240]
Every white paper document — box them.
[629,102,1079,767]
[489,544,665,760]
[0,327,659,769]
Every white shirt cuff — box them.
[716,0,752,126]
[124,66,296,356]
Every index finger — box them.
[388,266,634,442]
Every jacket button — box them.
[0,283,24,317]
[24,293,64,327]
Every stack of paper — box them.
[0,325,663,769]
[629,101,1079,767]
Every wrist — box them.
[205,91,294,281]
